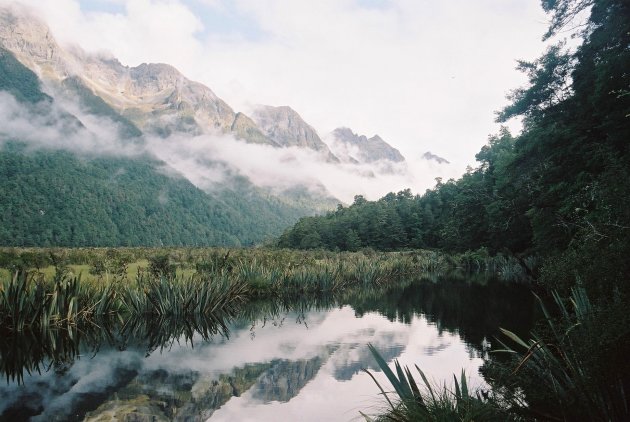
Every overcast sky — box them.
[14,0,550,177]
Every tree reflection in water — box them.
[0,277,535,421]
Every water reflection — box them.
[349,277,535,352]
[0,278,535,421]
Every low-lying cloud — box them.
[0,91,460,204]
[0,92,143,157]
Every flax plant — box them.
[362,344,508,421]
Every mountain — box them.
[251,105,339,162]
[0,5,273,144]
[421,151,450,164]
[0,5,342,247]
[0,54,320,246]
[329,127,405,163]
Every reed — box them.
[1,247,533,335]
[363,344,508,421]
[493,287,630,421]
[0,269,248,332]
[0,271,85,331]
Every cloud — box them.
[6,0,205,69]
[0,88,460,203]
[0,92,143,156]
[146,132,460,202]
[191,0,549,171]
[4,0,551,181]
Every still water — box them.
[0,279,534,421]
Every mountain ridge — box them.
[329,127,405,164]
[0,7,339,247]
[252,105,339,162]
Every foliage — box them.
[317,0,630,419]
[0,51,333,248]
[363,345,511,421]
[279,0,630,302]
[485,287,630,421]
[0,142,321,247]
[0,246,534,339]
[278,129,532,255]
[0,47,50,104]
[0,247,537,386]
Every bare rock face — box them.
[0,5,72,80]
[252,105,339,161]
[0,5,275,144]
[421,151,450,164]
[330,127,405,163]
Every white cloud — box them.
[8,0,205,69]
[191,0,549,170]
[3,0,551,193]
[145,132,459,203]
[0,90,456,202]
[0,92,142,156]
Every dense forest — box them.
[0,142,319,247]
[0,46,327,247]
[279,1,630,418]
[279,0,630,296]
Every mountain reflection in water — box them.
[0,278,534,421]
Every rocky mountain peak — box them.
[421,151,450,164]
[252,105,339,161]
[231,112,279,146]
[329,127,405,163]
[0,6,276,143]
[0,6,73,80]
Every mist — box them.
[0,90,460,204]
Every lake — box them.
[0,278,534,421]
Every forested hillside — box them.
[0,47,319,246]
[279,0,630,296]
[0,142,317,246]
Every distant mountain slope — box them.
[0,42,327,247]
[0,142,312,246]
[329,127,404,163]
[0,46,50,104]
[59,75,143,139]
[421,151,450,164]
[252,105,339,161]
[0,5,274,144]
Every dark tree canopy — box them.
[279,0,630,300]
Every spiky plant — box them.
[494,286,630,421]
[363,344,508,421]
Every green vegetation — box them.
[0,246,530,336]
[0,142,325,247]
[0,268,248,331]
[0,47,50,104]
[1,0,627,419]
[484,287,630,421]
[1,247,528,384]
[363,346,510,422]
[0,50,335,248]
[283,0,630,419]
[279,0,630,301]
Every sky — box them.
[12,0,551,169]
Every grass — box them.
[489,286,630,421]
[0,247,538,338]
[363,344,510,421]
